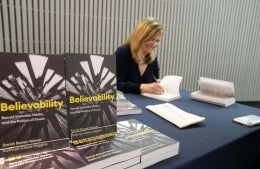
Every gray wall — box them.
[0,0,259,101]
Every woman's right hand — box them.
[140,82,164,95]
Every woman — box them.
[115,17,164,94]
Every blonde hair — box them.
[124,17,163,64]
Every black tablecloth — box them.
[117,90,260,169]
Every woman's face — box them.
[140,33,162,55]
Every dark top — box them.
[115,45,160,94]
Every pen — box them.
[152,74,159,82]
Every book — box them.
[75,137,141,169]
[233,115,260,127]
[0,53,69,158]
[191,77,235,107]
[104,156,141,169]
[117,119,179,168]
[141,75,183,102]
[74,120,142,169]
[117,100,142,116]
[117,91,142,116]
[2,121,142,169]
[141,150,179,168]
[116,90,129,111]
[125,163,141,169]
[146,103,205,128]
[117,90,129,107]
[2,147,86,169]
[191,91,236,107]
[65,53,117,146]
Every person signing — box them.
[115,17,164,95]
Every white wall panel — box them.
[33,0,39,53]
[0,0,259,101]
[2,0,10,52]
[27,0,34,53]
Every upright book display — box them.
[0,53,69,158]
[65,54,117,146]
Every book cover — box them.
[74,125,142,169]
[117,119,179,168]
[2,147,86,169]
[76,136,141,169]
[0,53,69,158]
[2,121,142,169]
[65,54,117,146]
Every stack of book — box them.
[74,124,142,169]
[2,119,179,169]
[117,91,142,116]
[117,119,180,168]
[2,122,143,169]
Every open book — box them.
[191,77,235,107]
[146,103,205,128]
[233,115,260,127]
[141,75,183,102]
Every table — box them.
[117,90,260,169]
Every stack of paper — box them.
[146,103,205,128]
